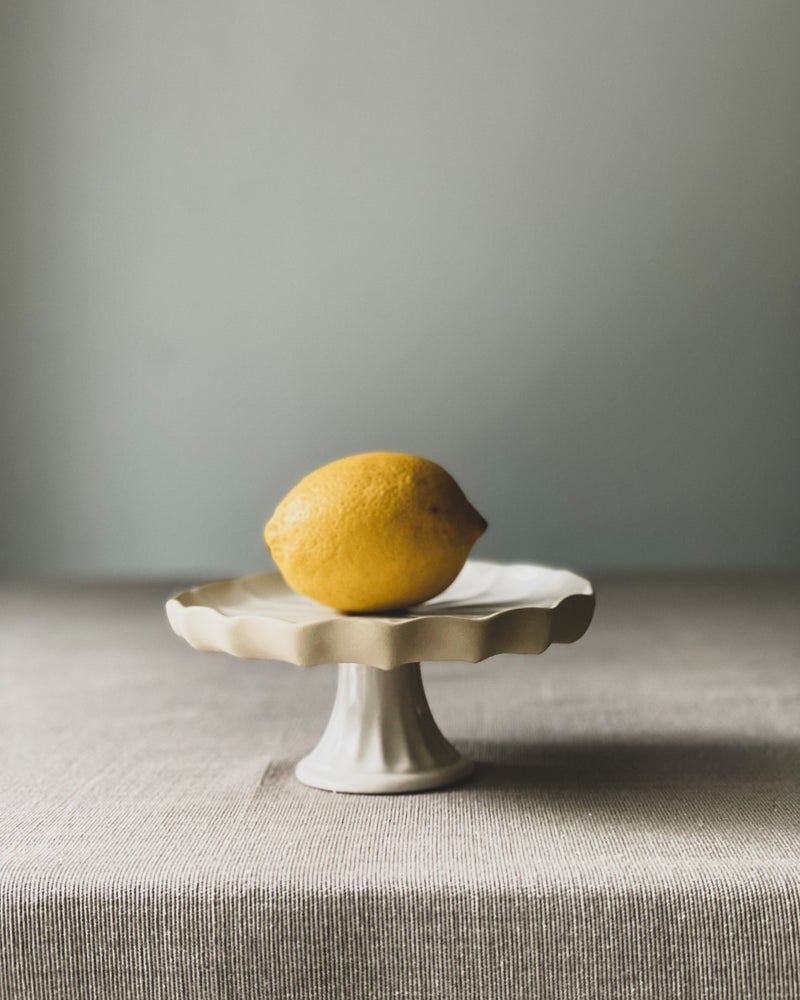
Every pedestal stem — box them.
[295,662,473,794]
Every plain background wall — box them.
[2,1,799,580]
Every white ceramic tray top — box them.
[166,560,595,671]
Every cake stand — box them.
[166,560,594,794]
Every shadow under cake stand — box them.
[166,559,594,794]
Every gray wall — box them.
[2,1,799,580]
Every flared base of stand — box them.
[295,661,474,794]
[296,753,473,795]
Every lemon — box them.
[264,452,487,612]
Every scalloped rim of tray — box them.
[166,559,595,670]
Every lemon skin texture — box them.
[264,452,487,613]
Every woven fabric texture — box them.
[1,577,799,999]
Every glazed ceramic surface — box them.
[166,560,594,671]
[166,560,594,794]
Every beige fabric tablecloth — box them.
[1,576,799,999]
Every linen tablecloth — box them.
[1,576,798,999]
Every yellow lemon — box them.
[264,452,487,612]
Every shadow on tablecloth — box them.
[467,737,800,792]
